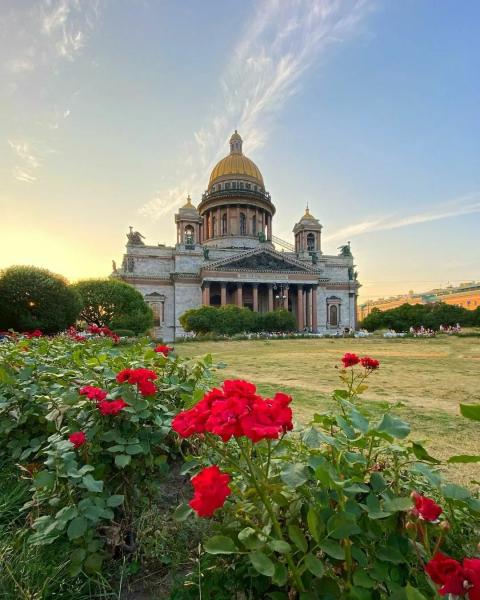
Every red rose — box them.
[116,368,158,396]
[154,345,173,356]
[413,493,443,521]
[25,329,43,339]
[172,380,293,444]
[426,552,467,596]
[98,398,128,415]
[79,385,108,402]
[69,431,86,448]
[464,558,480,600]
[341,353,360,368]
[189,465,231,517]
[137,379,157,396]
[360,356,380,370]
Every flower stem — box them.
[237,440,305,593]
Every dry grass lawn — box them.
[176,336,480,486]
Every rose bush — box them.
[173,353,480,599]
[0,332,216,576]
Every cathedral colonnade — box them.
[201,280,319,332]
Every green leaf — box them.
[249,551,275,577]
[383,497,412,512]
[115,454,131,468]
[411,442,441,464]
[272,563,288,587]
[83,552,103,574]
[33,470,55,489]
[82,474,103,493]
[67,516,88,540]
[204,535,237,555]
[173,502,192,522]
[304,553,325,578]
[327,512,361,539]
[288,524,308,552]
[349,408,369,433]
[441,483,471,500]
[106,495,124,507]
[307,507,323,542]
[460,403,480,422]
[319,540,345,560]
[268,540,292,554]
[281,463,309,488]
[353,570,375,588]
[125,444,144,455]
[448,454,480,463]
[376,414,410,439]
[405,584,428,600]
[376,546,405,564]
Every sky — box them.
[1,0,479,303]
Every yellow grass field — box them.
[176,336,480,485]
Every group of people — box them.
[408,324,462,337]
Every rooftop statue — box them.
[258,231,266,243]
[338,242,352,257]
[127,226,145,246]
[203,246,210,260]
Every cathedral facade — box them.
[114,132,359,341]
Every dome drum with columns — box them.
[114,131,360,341]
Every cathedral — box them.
[113,131,359,341]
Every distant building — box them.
[358,282,480,321]
[113,131,360,341]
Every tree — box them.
[0,265,82,334]
[73,279,153,334]
[360,302,472,332]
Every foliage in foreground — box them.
[1,335,480,599]
[73,278,154,334]
[173,355,480,599]
[0,265,82,334]
[0,334,214,582]
[360,301,480,332]
[180,305,296,336]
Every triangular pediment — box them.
[206,247,318,273]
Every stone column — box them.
[203,282,210,306]
[283,285,289,311]
[236,282,243,307]
[216,207,221,238]
[268,284,274,312]
[221,283,227,306]
[306,286,312,329]
[237,205,241,235]
[297,285,304,330]
[312,285,318,332]
[252,284,259,312]
[226,206,230,235]
[267,215,272,240]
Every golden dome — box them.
[181,194,195,209]
[208,131,264,189]
[302,207,316,220]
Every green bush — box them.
[360,302,475,332]
[73,278,153,334]
[0,335,215,578]
[0,265,82,334]
[180,306,296,336]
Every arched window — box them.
[329,304,339,327]
[307,233,315,251]
[225,182,230,190]
[222,213,227,235]
[185,225,195,245]
[252,215,257,235]
[240,212,247,235]
[212,217,216,237]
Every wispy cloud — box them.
[8,139,55,183]
[141,0,373,220]
[324,193,480,242]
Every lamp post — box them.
[273,283,289,310]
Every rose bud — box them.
[439,521,451,532]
